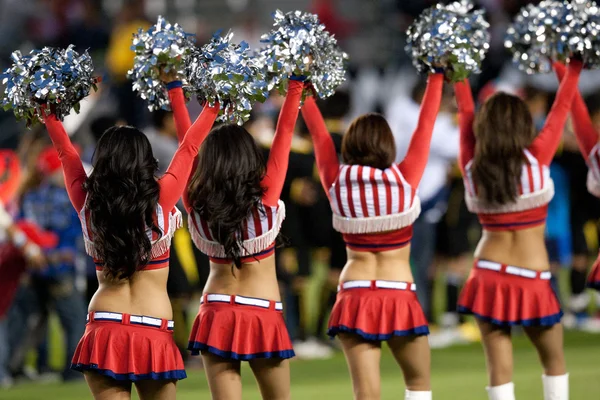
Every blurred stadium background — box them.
[1,0,600,399]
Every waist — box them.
[342,226,413,252]
[476,205,548,231]
[206,258,280,300]
[94,252,170,271]
[208,245,275,264]
[91,276,173,319]
[200,293,283,312]
[86,311,174,331]
[340,249,413,282]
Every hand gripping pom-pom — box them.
[128,15,195,111]
[259,9,348,99]
[405,0,490,82]
[1,45,99,127]
[186,30,269,125]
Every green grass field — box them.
[3,330,599,399]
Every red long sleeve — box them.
[397,73,444,187]
[554,62,597,162]
[159,104,220,211]
[42,115,88,211]
[301,96,339,196]
[454,79,476,173]
[530,60,583,165]
[261,79,304,207]
[167,86,192,143]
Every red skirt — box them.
[588,253,600,291]
[188,294,294,360]
[71,312,186,381]
[327,280,429,341]
[458,260,562,326]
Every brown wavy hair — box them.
[342,113,396,169]
[472,92,537,206]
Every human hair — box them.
[342,113,396,169]
[472,92,536,206]
[187,124,267,269]
[83,126,161,280]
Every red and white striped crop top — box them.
[43,103,219,272]
[188,201,285,262]
[455,61,582,231]
[302,73,444,252]
[78,200,183,270]
[167,79,304,264]
[555,63,600,199]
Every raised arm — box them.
[42,114,87,211]
[167,81,192,143]
[530,60,583,165]
[453,78,476,173]
[301,95,339,196]
[158,104,220,210]
[397,73,444,187]
[554,62,598,162]
[261,78,305,206]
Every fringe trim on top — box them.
[332,197,421,234]
[189,203,286,259]
[84,207,183,260]
[587,170,600,198]
[464,181,554,214]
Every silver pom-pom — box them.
[128,16,195,111]
[1,45,98,127]
[186,30,268,125]
[566,0,600,69]
[406,0,490,82]
[505,1,577,74]
[259,9,348,98]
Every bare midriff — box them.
[90,268,173,319]
[204,255,281,301]
[474,223,550,271]
[339,244,414,283]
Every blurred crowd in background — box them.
[2,0,600,390]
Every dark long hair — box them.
[342,113,396,169]
[187,124,266,269]
[472,93,537,206]
[83,126,161,280]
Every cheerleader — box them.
[165,75,303,399]
[300,72,443,400]
[42,100,219,398]
[454,60,582,400]
[554,62,600,291]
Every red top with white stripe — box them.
[554,62,600,198]
[455,61,582,231]
[301,74,444,252]
[43,104,219,272]
[168,80,303,263]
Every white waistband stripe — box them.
[87,312,174,329]
[476,260,551,280]
[201,294,284,311]
[337,280,417,292]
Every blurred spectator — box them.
[105,0,150,127]
[11,146,86,381]
[144,109,179,174]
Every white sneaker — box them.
[293,338,334,359]
[428,328,469,349]
[580,317,600,333]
